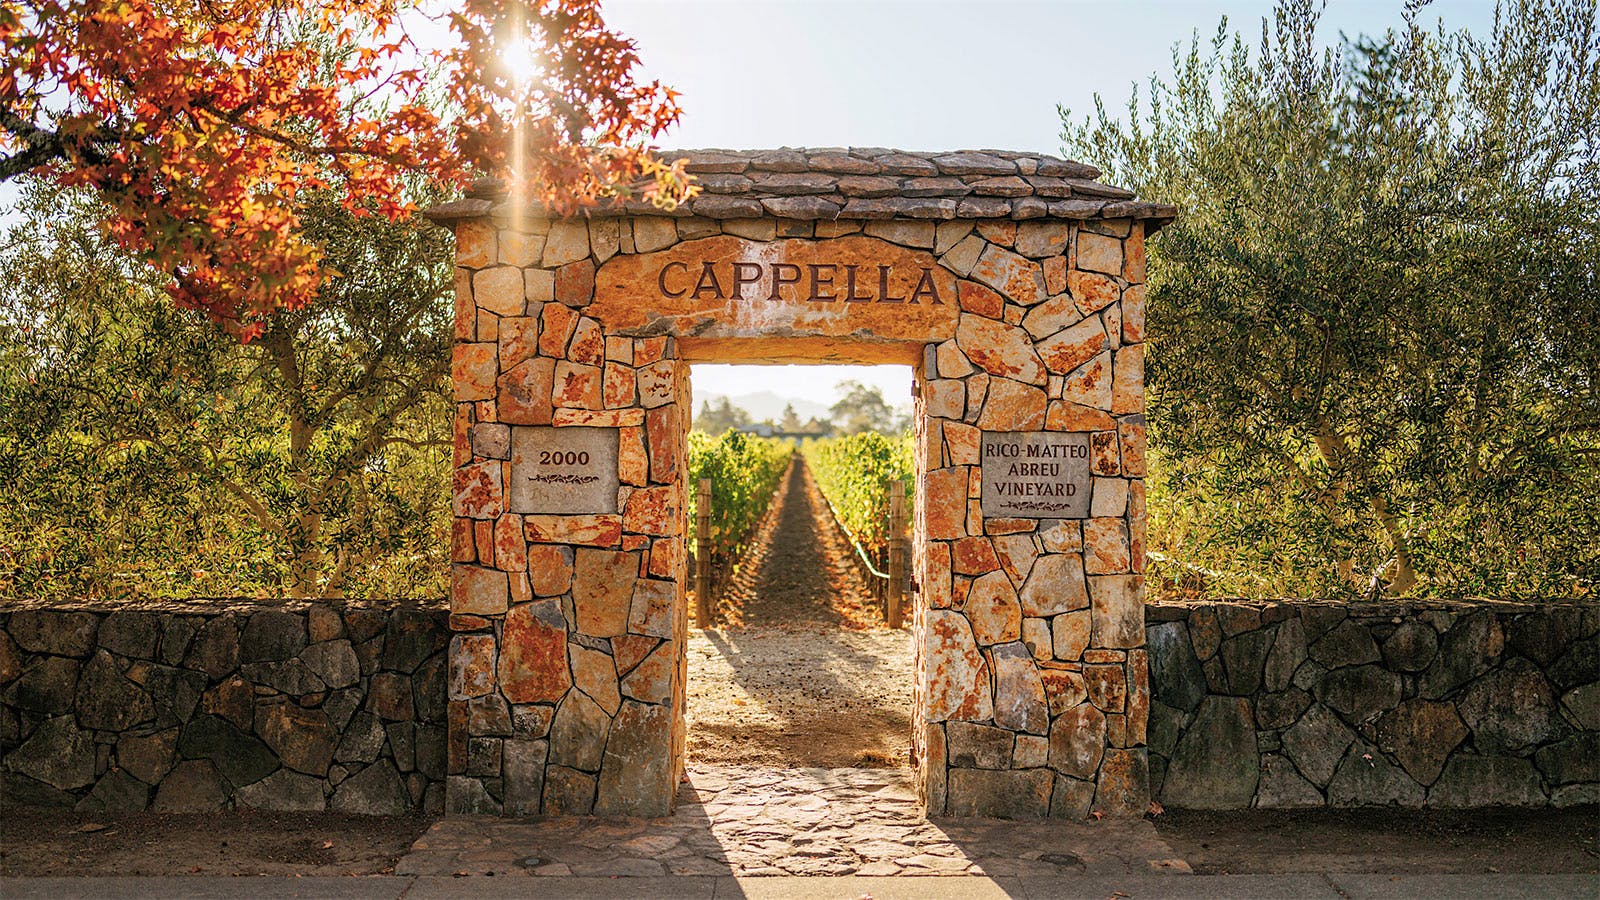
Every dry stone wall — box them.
[438,146,1168,819]
[0,602,448,814]
[1145,600,1599,809]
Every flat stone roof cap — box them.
[426,148,1176,230]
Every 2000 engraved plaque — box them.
[509,426,619,514]
[980,431,1092,518]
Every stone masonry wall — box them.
[446,214,692,818]
[440,147,1169,819]
[1146,600,1598,808]
[1,602,448,814]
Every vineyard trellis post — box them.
[695,477,712,625]
[887,479,906,629]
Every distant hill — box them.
[697,391,831,424]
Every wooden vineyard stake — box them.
[888,480,906,629]
[696,477,713,626]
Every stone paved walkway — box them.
[396,765,1189,878]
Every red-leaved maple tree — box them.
[0,0,692,338]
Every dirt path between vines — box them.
[686,456,914,769]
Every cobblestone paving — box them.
[396,765,1189,878]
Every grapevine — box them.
[801,431,915,559]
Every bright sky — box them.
[603,0,1499,409]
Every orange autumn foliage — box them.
[0,0,693,339]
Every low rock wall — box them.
[1145,600,1598,809]
[1,601,448,814]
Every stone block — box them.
[117,727,178,785]
[541,765,596,815]
[300,640,359,690]
[503,738,548,815]
[5,714,94,790]
[961,571,1021,646]
[1326,739,1424,807]
[75,650,154,732]
[956,314,1045,384]
[550,690,610,773]
[1309,621,1381,669]
[1315,664,1402,723]
[1559,681,1600,730]
[178,714,278,787]
[542,220,590,267]
[1374,698,1468,786]
[1094,747,1149,816]
[1050,775,1095,819]
[1458,658,1557,752]
[1051,610,1091,662]
[619,641,673,704]
[1068,270,1120,315]
[448,634,496,700]
[1014,734,1049,768]
[594,701,674,816]
[99,611,159,659]
[1533,733,1599,785]
[1146,622,1205,714]
[1076,231,1122,275]
[570,643,621,715]
[1160,696,1257,809]
[990,642,1048,735]
[1382,620,1439,672]
[331,760,409,815]
[76,770,152,814]
[971,245,1047,306]
[945,768,1051,818]
[925,610,994,722]
[1019,554,1088,617]
[446,774,501,815]
[335,712,388,764]
[627,579,676,639]
[1218,628,1272,696]
[1419,611,1503,698]
[236,608,308,666]
[1256,756,1323,808]
[1263,618,1307,693]
[1015,221,1071,258]
[1255,688,1312,730]
[152,759,227,812]
[1048,701,1106,780]
[255,699,336,776]
[1280,704,1353,788]
[1036,317,1107,376]
[9,610,98,657]
[498,600,570,705]
[236,769,327,812]
[1088,575,1142,649]
[7,656,80,715]
[573,549,639,637]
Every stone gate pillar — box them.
[436,210,691,816]
[431,148,1173,819]
[911,215,1157,818]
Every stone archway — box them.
[432,148,1173,818]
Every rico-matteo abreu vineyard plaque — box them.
[979,431,1092,518]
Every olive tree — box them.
[0,180,454,599]
[1062,0,1599,598]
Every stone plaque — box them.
[509,427,619,514]
[980,432,1091,518]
